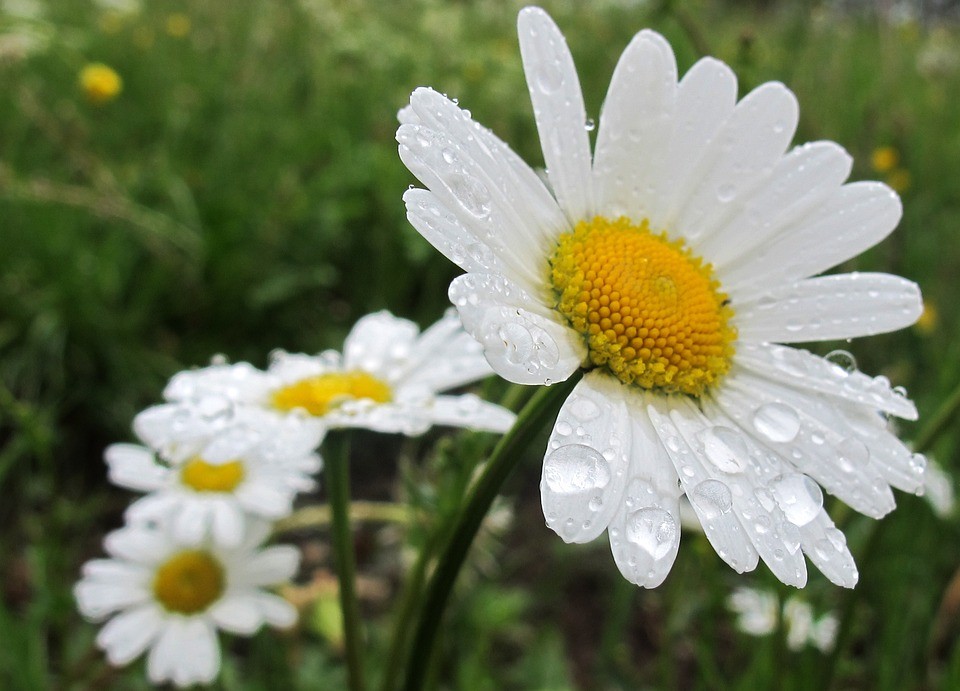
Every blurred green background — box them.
[3,0,960,688]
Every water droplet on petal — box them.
[837,438,869,472]
[752,403,800,443]
[825,349,857,373]
[497,323,534,364]
[717,183,736,203]
[569,396,601,421]
[690,479,733,520]
[536,61,564,93]
[625,507,677,559]
[584,117,596,132]
[771,473,823,526]
[543,445,611,494]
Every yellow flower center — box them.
[79,63,123,104]
[152,550,225,615]
[180,458,246,493]
[550,217,736,396]
[271,371,393,417]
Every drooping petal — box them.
[104,444,169,492]
[797,511,859,588]
[735,273,922,343]
[593,29,678,221]
[517,6,594,221]
[540,371,632,543]
[449,272,584,385]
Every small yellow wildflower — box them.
[79,63,122,104]
[915,301,938,335]
[165,13,191,38]
[871,146,899,173]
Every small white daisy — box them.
[74,518,298,688]
[398,6,925,588]
[107,401,323,547]
[162,309,516,436]
[728,587,838,652]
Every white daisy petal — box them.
[237,545,301,586]
[644,402,759,575]
[251,591,298,628]
[674,81,799,246]
[343,311,420,374]
[211,500,246,548]
[104,524,171,565]
[649,56,738,229]
[398,117,549,292]
[736,273,922,343]
[173,501,211,545]
[737,343,917,420]
[724,181,902,295]
[704,141,853,268]
[404,188,505,275]
[713,376,896,518]
[210,595,262,634]
[96,604,164,665]
[428,395,516,433]
[607,486,681,588]
[104,444,168,492]
[665,401,808,587]
[75,578,150,618]
[235,483,294,518]
[541,372,631,543]
[797,511,859,588]
[173,619,220,688]
[593,29,678,220]
[449,272,583,385]
[518,6,594,221]
[393,309,495,392]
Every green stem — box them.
[324,433,366,691]
[914,379,960,454]
[400,374,580,691]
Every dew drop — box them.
[584,117,596,132]
[717,183,736,203]
[771,473,823,526]
[497,323,534,365]
[825,349,857,373]
[836,437,869,472]
[543,445,611,494]
[449,173,491,218]
[625,507,677,559]
[752,403,800,443]
[690,479,733,520]
[536,61,565,93]
[568,396,601,421]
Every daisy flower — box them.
[162,309,516,436]
[107,400,323,547]
[74,518,298,687]
[397,7,925,588]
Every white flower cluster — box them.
[74,310,514,687]
[728,587,838,653]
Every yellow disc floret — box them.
[153,550,225,614]
[550,216,736,396]
[180,458,246,493]
[271,371,393,417]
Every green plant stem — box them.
[914,379,960,454]
[400,374,580,691]
[324,433,366,691]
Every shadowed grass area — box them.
[2,0,960,688]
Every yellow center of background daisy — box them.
[550,216,736,396]
[271,371,392,416]
[153,550,225,614]
[180,458,246,493]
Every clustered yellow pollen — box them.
[180,458,246,493]
[153,550,225,615]
[270,371,393,417]
[550,216,736,396]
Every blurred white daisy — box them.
[398,6,924,588]
[107,401,322,547]
[728,587,838,653]
[74,518,298,688]
[162,309,516,436]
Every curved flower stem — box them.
[400,373,581,691]
[323,432,366,691]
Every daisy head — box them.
[163,309,516,436]
[74,518,299,687]
[106,399,323,547]
[398,7,925,588]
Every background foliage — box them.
[2,0,960,688]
